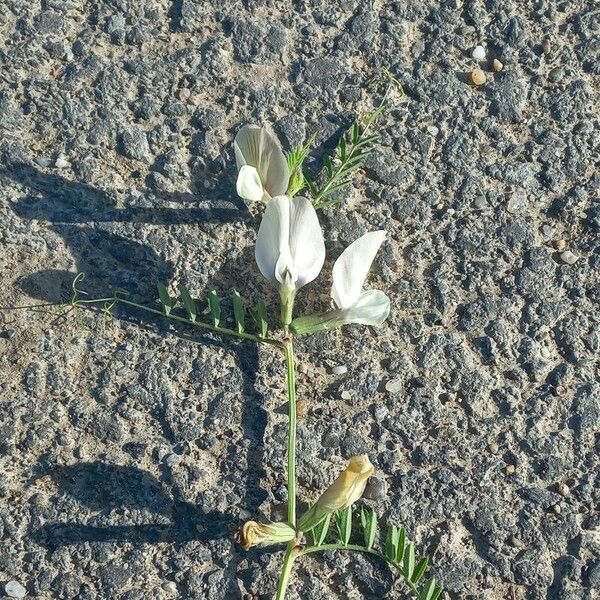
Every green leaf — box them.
[178,285,197,322]
[335,505,352,546]
[310,512,331,547]
[419,577,436,600]
[360,507,377,550]
[338,136,346,161]
[232,290,245,333]
[403,543,415,579]
[397,527,406,563]
[157,283,173,316]
[384,525,399,563]
[412,557,428,584]
[431,586,442,600]
[207,290,220,327]
[251,300,268,338]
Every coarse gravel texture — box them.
[0,1,599,599]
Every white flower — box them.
[330,230,391,326]
[234,125,289,202]
[255,195,325,294]
[291,230,390,334]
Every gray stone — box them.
[5,581,27,599]
[118,126,151,162]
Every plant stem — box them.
[74,295,283,348]
[274,545,300,600]
[283,339,297,525]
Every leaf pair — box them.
[157,284,269,338]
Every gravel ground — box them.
[1,1,599,599]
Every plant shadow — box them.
[6,160,269,533]
[28,460,229,549]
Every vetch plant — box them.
[71,71,443,600]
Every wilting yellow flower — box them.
[236,521,296,550]
[298,455,374,532]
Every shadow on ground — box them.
[28,461,229,549]
[6,161,270,545]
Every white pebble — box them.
[385,379,403,394]
[507,190,528,214]
[472,45,486,61]
[560,250,578,265]
[341,390,351,400]
[55,155,70,169]
[5,581,27,599]
[331,365,347,375]
[161,581,177,594]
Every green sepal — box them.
[290,313,345,336]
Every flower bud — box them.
[235,521,296,550]
[298,455,374,532]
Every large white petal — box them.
[234,125,289,200]
[341,290,391,326]
[255,196,292,283]
[331,230,387,310]
[236,165,264,202]
[288,197,325,288]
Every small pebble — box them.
[374,405,388,421]
[542,39,551,55]
[177,88,191,101]
[74,446,86,459]
[34,156,53,167]
[296,399,307,417]
[165,453,181,466]
[363,476,387,501]
[472,45,486,61]
[161,581,177,594]
[507,190,528,214]
[469,68,486,86]
[492,58,504,72]
[560,250,578,265]
[55,155,70,169]
[553,239,567,251]
[385,379,403,394]
[542,224,556,238]
[57,434,72,447]
[488,442,499,454]
[341,390,351,401]
[5,580,27,599]
[550,503,561,515]
[557,482,570,497]
[505,464,516,475]
[331,365,347,375]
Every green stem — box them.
[274,545,300,600]
[74,295,284,348]
[284,340,297,525]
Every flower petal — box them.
[234,125,289,200]
[288,196,325,288]
[236,165,264,202]
[298,455,374,532]
[342,289,391,326]
[331,230,387,310]
[255,195,292,283]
